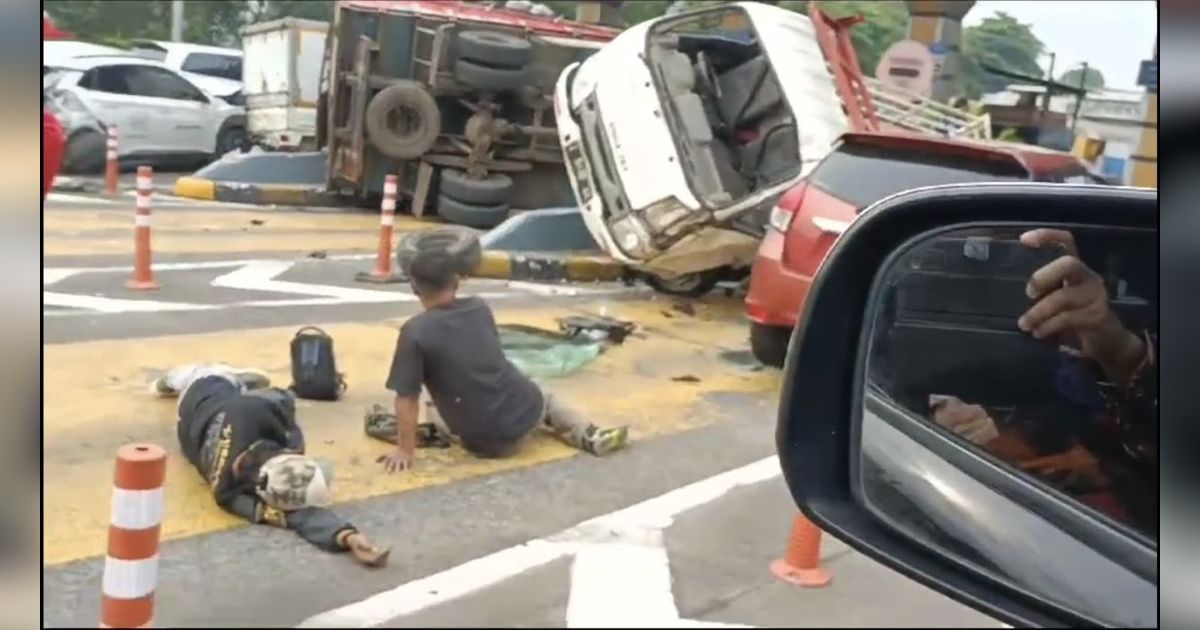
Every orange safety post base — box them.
[126,165,159,291]
[769,512,832,588]
[356,173,406,284]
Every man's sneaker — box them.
[583,425,629,456]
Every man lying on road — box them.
[378,249,630,473]
[154,364,389,566]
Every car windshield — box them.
[810,142,1031,210]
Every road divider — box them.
[127,166,159,291]
[101,443,167,629]
[356,174,404,284]
[472,250,626,282]
[173,176,344,207]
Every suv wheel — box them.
[749,322,791,368]
[644,271,722,298]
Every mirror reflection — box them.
[857,224,1158,625]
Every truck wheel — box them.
[439,169,513,205]
[644,271,721,298]
[62,129,106,174]
[749,322,791,368]
[396,225,483,277]
[456,30,532,68]
[365,81,442,160]
[437,194,510,230]
[454,59,526,92]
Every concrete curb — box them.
[471,250,627,282]
[174,176,345,207]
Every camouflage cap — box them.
[256,454,334,511]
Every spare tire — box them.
[437,194,510,230]
[396,225,483,277]
[439,169,513,205]
[365,81,441,160]
[454,59,526,92]
[456,30,532,68]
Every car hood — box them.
[183,72,243,98]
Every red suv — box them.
[745,131,1104,367]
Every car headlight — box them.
[610,215,655,259]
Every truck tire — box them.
[62,129,106,174]
[437,194,510,230]
[396,225,483,277]
[454,59,526,92]
[456,30,532,68]
[439,169,513,205]
[644,270,721,298]
[749,322,791,368]
[365,81,441,160]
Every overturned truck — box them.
[318,1,618,228]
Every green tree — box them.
[1059,66,1105,91]
[960,11,1045,99]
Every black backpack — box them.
[289,326,346,401]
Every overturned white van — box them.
[554,2,849,294]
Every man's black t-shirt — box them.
[386,297,543,450]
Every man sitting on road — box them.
[377,249,629,473]
[154,363,389,567]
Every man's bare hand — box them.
[1018,229,1144,381]
[346,533,390,568]
[931,396,998,445]
[377,447,413,474]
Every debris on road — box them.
[672,375,701,383]
[671,302,697,317]
[250,219,265,226]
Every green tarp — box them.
[497,325,604,379]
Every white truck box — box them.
[240,17,328,151]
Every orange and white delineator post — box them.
[101,443,167,628]
[357,173,403,283]
[126,166,159,290]
[105,125,120,197]
[769,512,832,588]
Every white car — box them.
[43,55,247,174]
[128,40,244,103]
[554,2,848,294]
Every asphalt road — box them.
[42,197,997,627]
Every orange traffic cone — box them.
[769,512,832,588]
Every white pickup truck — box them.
[240,18,329,151]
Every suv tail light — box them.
[811,215,850,235]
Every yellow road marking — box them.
[43,298,777,566]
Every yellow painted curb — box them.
[173,176,216,201]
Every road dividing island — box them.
[172,151,346,208]
[126,166,159,291]
[355,174,405,284]
[101,443,167,629]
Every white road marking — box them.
[43,292,214,314]
[209,260,416,303]
[44,269,81,286]
[566,533,679,627]
[297,456,781,628]
[46,193,117,205]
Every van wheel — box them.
[366,81,442,160]
[644,271,721,298]
[437,194,510,230]
[62,129,106,174]
[454,59,526,92]
[456,30,532,68]
[439,169,513,205]
[750,322,791,368]
[396,225,483,277]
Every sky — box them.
[964,1,1158,91]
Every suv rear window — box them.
[809,142,1030,210]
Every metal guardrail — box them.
[864,77,993,140]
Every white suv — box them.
[128,41,244,103]
[43,55,246,174]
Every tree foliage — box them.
[1059,66,1105,91]
[960,11,1045,98]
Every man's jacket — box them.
[177,380,356,552]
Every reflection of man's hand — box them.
[932,397,999,445]
[1018,229,1145,382]
[1018,443,1108,491]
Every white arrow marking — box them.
[209,260,417,303]
[298,456,780,628]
